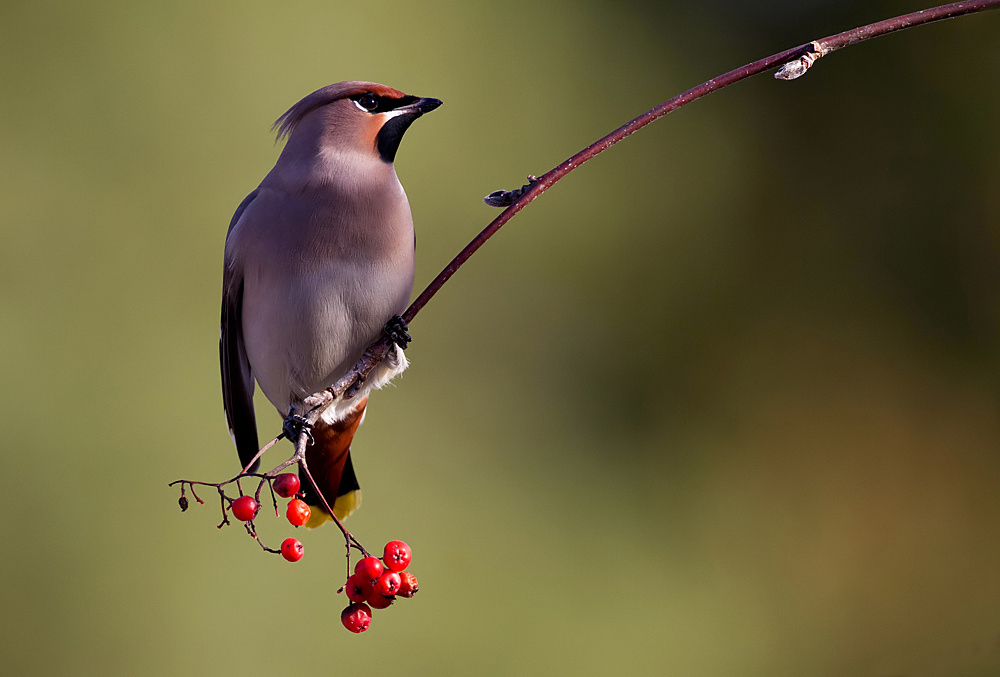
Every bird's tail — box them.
[299,398,367,527]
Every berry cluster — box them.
[172,470,419,632]
[340,540,419,633]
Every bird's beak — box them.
[398,97,442,116]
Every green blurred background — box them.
[2,0,999,674]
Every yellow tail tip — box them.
[304,490,362,528]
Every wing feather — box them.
[221,190,261,471]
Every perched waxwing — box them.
[220,81,441,525]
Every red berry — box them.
[341,603,372,633]
[354,556,384,582]
[397,571,419,598]
[374,570,401,597]
[383,540,412,572]
[345,574,373,603]
[367,593,394,610]
[286,499,311,526]
[231,495,259,522]
[272,473,300,498]
[280,538,304,562]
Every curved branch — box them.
[302,0,1000,413]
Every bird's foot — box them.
[383,315,411,349]
[282,414,314,445]
[345,374,365,399]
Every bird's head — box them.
[273,81,442,164]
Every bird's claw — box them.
[383,315,411,349]
[345,375,365,399]
[282,414,314,445]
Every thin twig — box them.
[245,522,280,554]
[286,415,370,561]
[240,432,286,474]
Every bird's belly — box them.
[242,258,413,416]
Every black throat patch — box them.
[375,113,420,163]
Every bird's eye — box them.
[358,93,378,111]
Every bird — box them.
[220,81,441,527]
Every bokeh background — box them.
[2,0,999,674]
